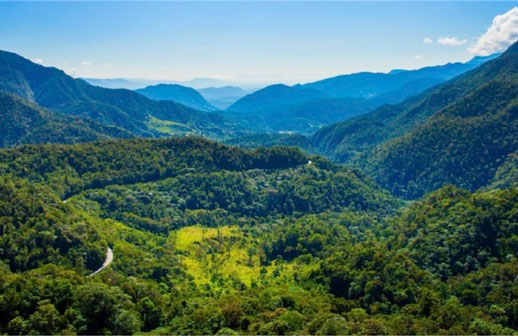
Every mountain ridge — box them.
[136,84,218,112]
[0,50,240,141]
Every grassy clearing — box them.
[172,225,269,286]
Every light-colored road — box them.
[87,247,113,277]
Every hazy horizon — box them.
[1,1,517,87]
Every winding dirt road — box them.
[87,247,113,277]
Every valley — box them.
[0,3,518,334]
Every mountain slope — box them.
[226,84,327,113]
[225,133,315,153]
[136,84,218,112]
[347,42,518,198]
[82,77,151,90]
[312,51,512,163]
[228,97,380,133]
[0,50,238,140]
[224,55,497,133]
[0,92,131,147]
[391,185,518,279]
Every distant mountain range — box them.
[1,45,515,201]
[224,54,500,133]
[136,84,218,112]
[81,78,158,90]
[311,42,518,198]
[81,77,230,90]
[0,50,241,145]
[83,78,249,109]
[302,54,499,99]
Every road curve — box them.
[87,247,113,277]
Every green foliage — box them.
[0,178,106,272]
[391,185,518,278]
[78,164,397,234]
[225,133,316,153]
[486,152,518,190]
[312,41,518,199]
[0,50,239,141]
[0,127,517,335]
[0,92,131,147]
[0,137,310,198]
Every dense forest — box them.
[0,137,517,335]
[0,24,517,336]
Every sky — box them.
[1,1,517,87]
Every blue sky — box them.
[1,1,517,86]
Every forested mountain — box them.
[312,42,517,171]
[225,133,316,153]
[224,55,497,133]
[227,84,327,113]
[229,97,380,134]
[198,86,248,109]
[0,136,517,335]
[0,50,239,140]
[354,41,518,198]
[0,92,131,147]
[136,84,218,112]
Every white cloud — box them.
[80,61,93,66]
[469,7,518,56]
[32,58,43,65]
[437,37,468,46]
[414,54,423,60]
[423,38,433,44]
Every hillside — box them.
[357,41,518,198]
[0,92,131,147]
[225,133,315,153]
[1,137,518,334]
[0,136,398,270]
[136,84,218,112]
[224,55,497,133]
[312,45,516,163]
[229,97,380,133]
[226,84,327,113]
[0,50,238,140]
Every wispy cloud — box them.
[437,37,467,46]
[414,54,423,60]
[423,38,433,44]
[80,61,93,66]
[32,58,43,65]
[469,7,518,56]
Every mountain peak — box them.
[136,84,218,112]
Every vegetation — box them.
[136,84,218,112]
[358,45,518,198]
[0,92,131,147]
[225,133,315,153]
[0,50,239,141]
[0,36,518,336]
[224,55,498,134]
[0,135,517,335]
